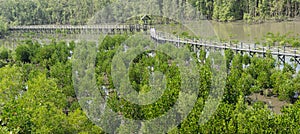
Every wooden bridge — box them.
[7,25,300,65]
[150,28,300,65]
[8,25,150,34]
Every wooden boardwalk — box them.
[150,28,300,64]
[8,25,151,34]
[7,25,300,64]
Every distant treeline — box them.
[190,0,300,22]
[0,0,299,25]
[0,0,111,25]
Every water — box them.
[211,21,300,43]
[155,20,300,44]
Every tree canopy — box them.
[0,34,299,133]
[0,0,299,25]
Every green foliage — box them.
[283,63,295,74]
[212,0,243,21]
[67,109,103,133]
[0,66,23,109]
[0,0,112,25]
[0,49,8,60]
[0,0,298,27]
[202,0,300,22]
[263,32,300,47]
[270,70,296,101]
[50,61,74,97]
[2,35,300,133]
[237,73,254,96]
[15,45,31,63]
[246,55,275,88]
[0,39,103,133]
[242,54,251,65]
[225,49,234,70]
[96,34,128,88]
[0,16,8,38]
[0,47,11,67]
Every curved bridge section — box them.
[150,28,300,65]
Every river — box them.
[211,21,300,43]
[155,20,300,44]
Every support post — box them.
[294,57,300,65]
[295,50,297,65]
[278,55,286,64]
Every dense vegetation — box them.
[0,35,300,133]
[0,0,299,26]
[0,0,111,25]
[0,17,8,38]
[0,0,299,132]
[262,32,300,47]
[191,0,300,22]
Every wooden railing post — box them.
[263,47,265,57]
[193,38,196,52]
[249,43,250,51]
[178,35,180,47]
[241,42,243,49]
[294,49,297,65]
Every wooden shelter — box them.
[141,15,151,25]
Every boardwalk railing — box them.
[8,25,151,34]
[150,28,300,64]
